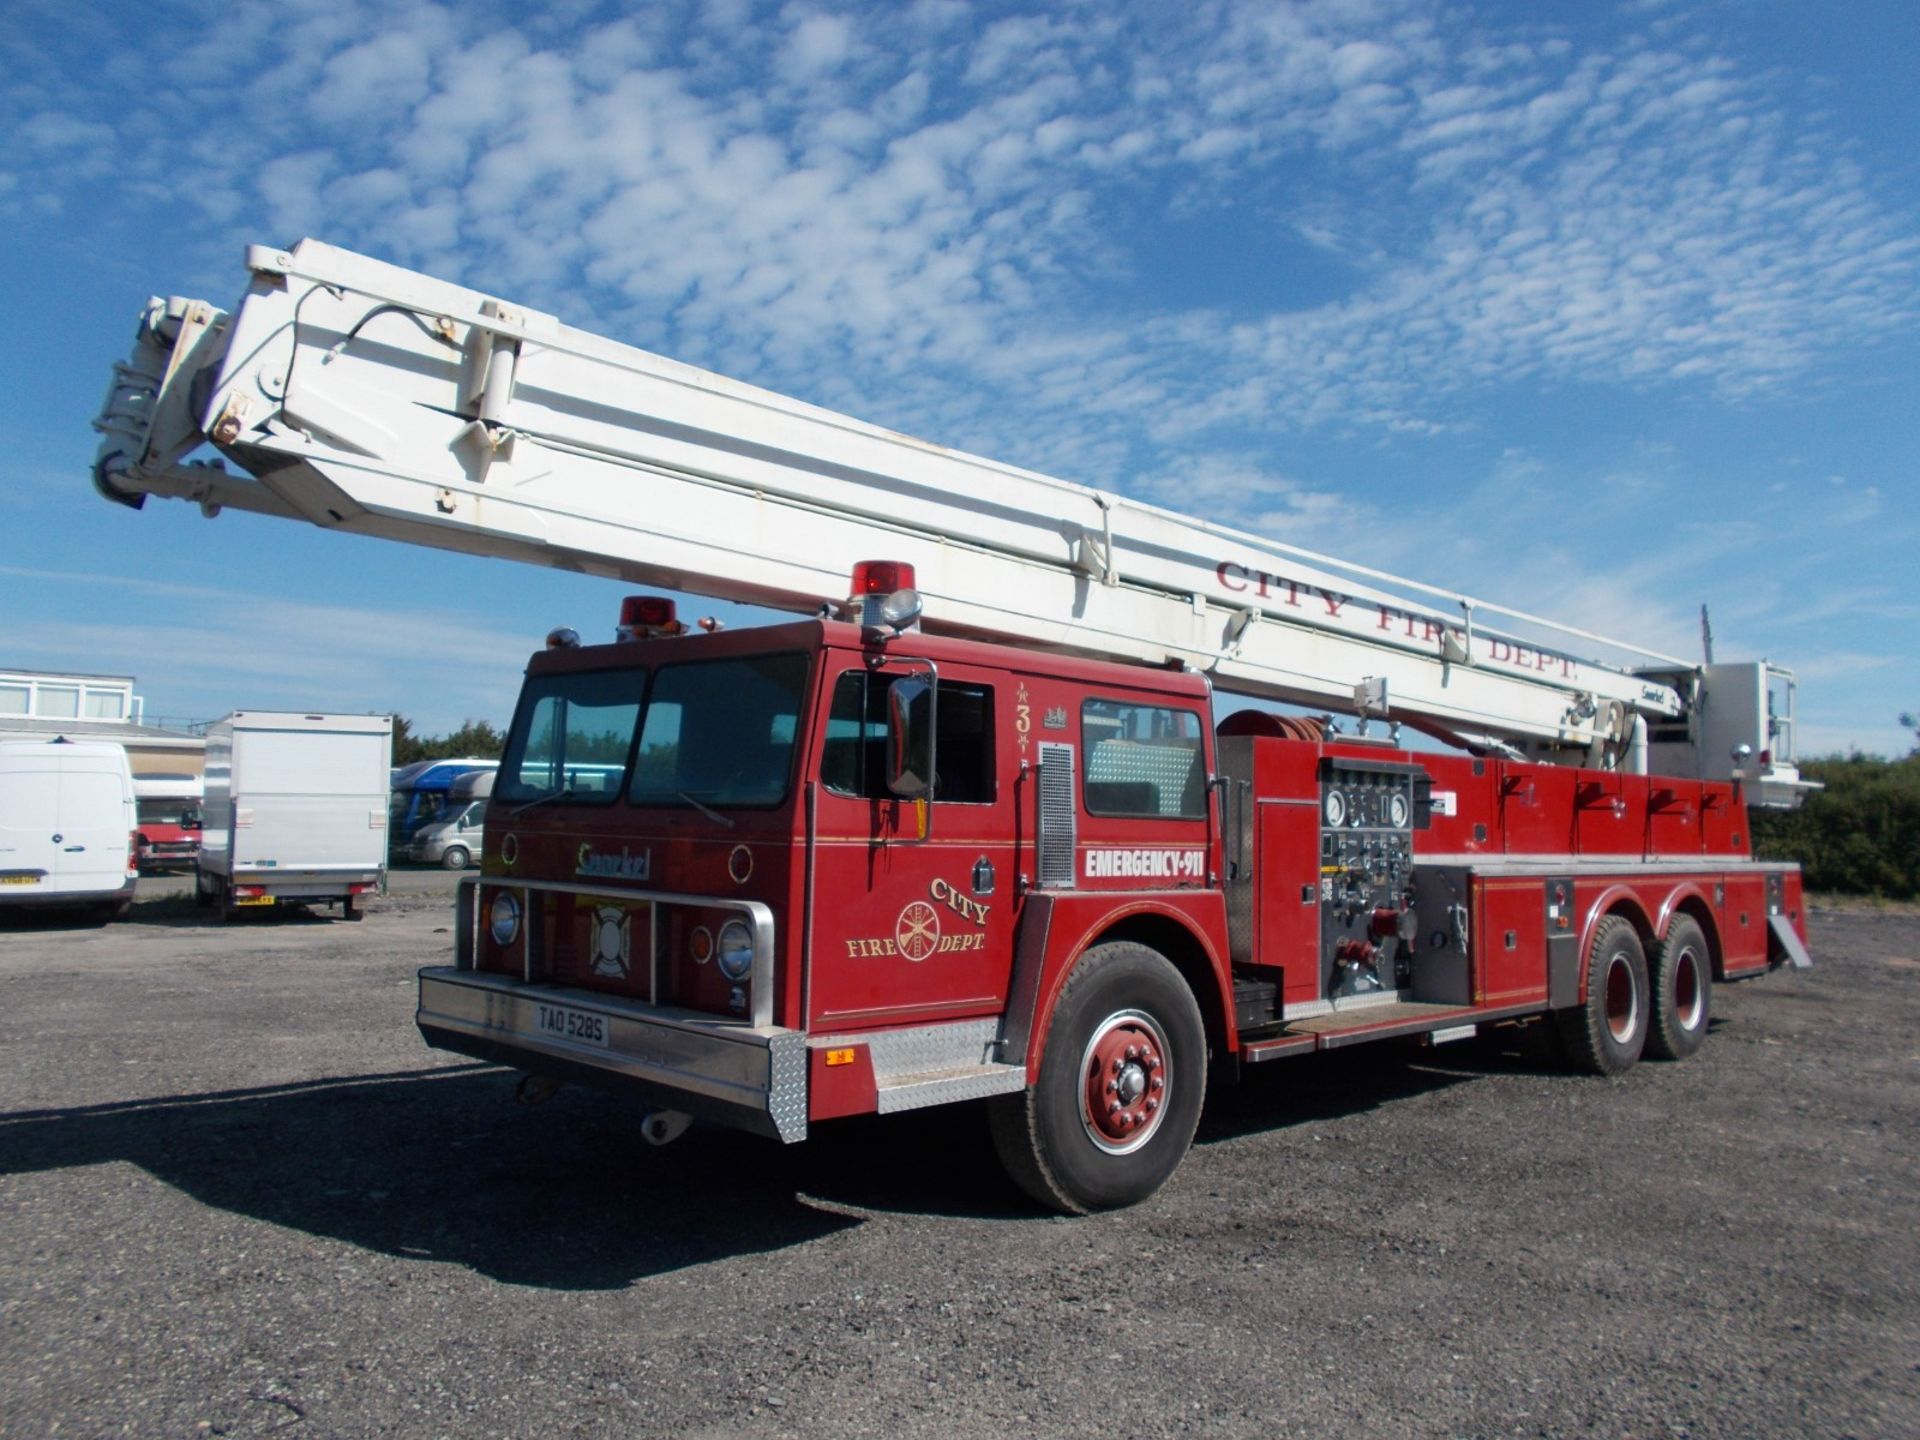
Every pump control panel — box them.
[1319,759,1428,999]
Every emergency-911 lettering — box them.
[1084,847,1206,880]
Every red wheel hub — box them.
[1081,1011,1169,1154]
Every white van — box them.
[0,738,139,917]
[405,798,487,869]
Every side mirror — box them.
[887,674,937,800]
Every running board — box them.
[1241,1000,1542,1064]
[875,1062,1028,1114]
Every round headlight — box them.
[489,890,522,946]
[716,920,754,982]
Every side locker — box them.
[1473,875,1552,1008]
[1410,864,1472,1005]
[1256,802,1319,999]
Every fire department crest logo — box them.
[895,901,940,963]
[590,905,631,978]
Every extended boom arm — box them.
[92,239,1807,803]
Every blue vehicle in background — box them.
[388,757,498,857]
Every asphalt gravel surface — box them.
[1,875,1914,1439]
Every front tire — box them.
[1646,916,1711,1060]
[1557,915,1649,1076]
[440,845,471,871]
[989,941,1206,1214]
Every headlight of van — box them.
[716,920,754,981]
[489,890,522,946]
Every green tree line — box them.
[1750,716,1920,899]
[391,717,506,767]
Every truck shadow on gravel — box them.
[0,1042,1518,1286]
[0,1063,1053,1286]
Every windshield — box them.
[495,653,809,810]
[628,654,809,808]
[497,669,646,806]
[137,797,200,826]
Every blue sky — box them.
[2,0,1915,752]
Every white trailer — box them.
[195,711,392,921]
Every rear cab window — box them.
[1082,699,1206,818]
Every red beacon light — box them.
[848,560,923,637]
[617,595,687,641]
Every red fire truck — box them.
[92,240,1813,1211]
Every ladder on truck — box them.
[91,239,1808,804]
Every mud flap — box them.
[1768,914,1813,971]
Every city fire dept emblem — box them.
[590,905,631,978]
[895,901,941,963]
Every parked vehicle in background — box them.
[388,757,498,857]
[0,738,138,918]
[196,712,392,921]
[406,772,492,869]
[131,772,202,870]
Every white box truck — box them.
[195,712,392,921]
[0,738,138,919]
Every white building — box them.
[0,667,205,776]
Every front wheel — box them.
[989,941,1206,1214]
[440,845,471,871]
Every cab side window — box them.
[822,671,996,804]
[1082,699,1205,818]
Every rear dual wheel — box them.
[1557,916,1649,1076]
[989,942,1206,1214]
[1646,916,1711,1061]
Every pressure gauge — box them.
[1388,792,1410,828]
[1323,789,1347,828]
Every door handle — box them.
[65,846,86,853]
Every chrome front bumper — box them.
[416,967,808,1142]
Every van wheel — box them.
[988,941,1206,1214]
[1647,916,1711,1060]
[1556,916,1648,1076]
[194,874,215,909]
[440,846,471,871]
[342,895,363,922]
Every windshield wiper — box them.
[675,790,735,829]
[509,784,576,816]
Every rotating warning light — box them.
[851,560,915,595]
[617,595,685,641]
[849,560,923,636]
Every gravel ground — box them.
[0,879,1914,1439]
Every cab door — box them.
[806,658,1016,1029]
